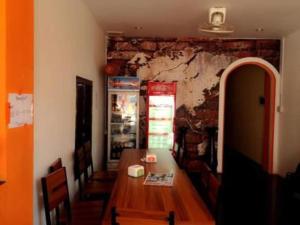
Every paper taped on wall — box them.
[8,93,33,128]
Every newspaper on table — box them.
[143,172,174,187]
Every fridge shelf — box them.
[149,104,173,108]
[111,133,136,137]
[110,122,135,124]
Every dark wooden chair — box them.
[49,157,63,173]
[84,141,117,182]
[111,207,175,225]
[41,167,104,225]
[207,172,221,215]
[197,162,221,216]
[48,157,65,222]
[75,146,113,200]
[173,127,187,169]
[199,162,212,193]
[205,127,218,173]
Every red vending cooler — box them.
[146,81,176,150]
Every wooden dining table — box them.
[101,149,215,225]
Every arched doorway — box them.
[217,57,280,174]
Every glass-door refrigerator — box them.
[146,81,176,150]
[107,77,139,170]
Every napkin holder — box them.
[128,165,144,177]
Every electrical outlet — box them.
[259,96,265,105]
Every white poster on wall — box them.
[8,93,33,128]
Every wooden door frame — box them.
[217,58,280,174]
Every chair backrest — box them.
[175,128,187,168]
[49,158,63,173]
[111,207,175,225]
[199,162,212,192]
[84,141,94,175]
[48,158,64,222]
[207,173,221,215]
[74,146,89,200]
[41,167,71,225]
[74,146,87,179]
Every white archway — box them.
[217,57,281,174]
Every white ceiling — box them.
[83,0,300,38]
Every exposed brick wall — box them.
[107,37,281,169]
[107,37,280,72]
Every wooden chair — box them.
[41,167,104,225]
[197,162,221,216]
[207,173,221,215]
[49,157,63,173]
[48,157,65,222]
[84,141,117,182]
[198,162,211,192]
[111,207,175,225]
[42,167,71,225]
[75,146,113,200]
[173,128,187,169]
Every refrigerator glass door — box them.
[109,92,138,160]
[148,95,175,150]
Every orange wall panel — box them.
[0,0,6,181]
[0,0,7,223]
[0,0,34,225]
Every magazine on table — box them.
[143,172,174,186]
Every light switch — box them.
[259,96,265,105]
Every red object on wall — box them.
[104,63,120,76]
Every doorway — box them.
[223,64,268,225]
[75,77,93,149]
[224,65,267,171]
[218,60,280,225]
[217,58,280,174]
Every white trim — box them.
[217,57,281,174]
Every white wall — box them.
[34,0,106,224]
[279,30,300,176]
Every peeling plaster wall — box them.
[107,37,280,169]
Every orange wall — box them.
[0,0,34,225]
[0,0,6,181]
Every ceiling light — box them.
[134,26,143,30]
[256,28,264,32]
[209,7,226,25]
[211,12,224,26]
[199,7,234,34]
[106,30,124,37]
